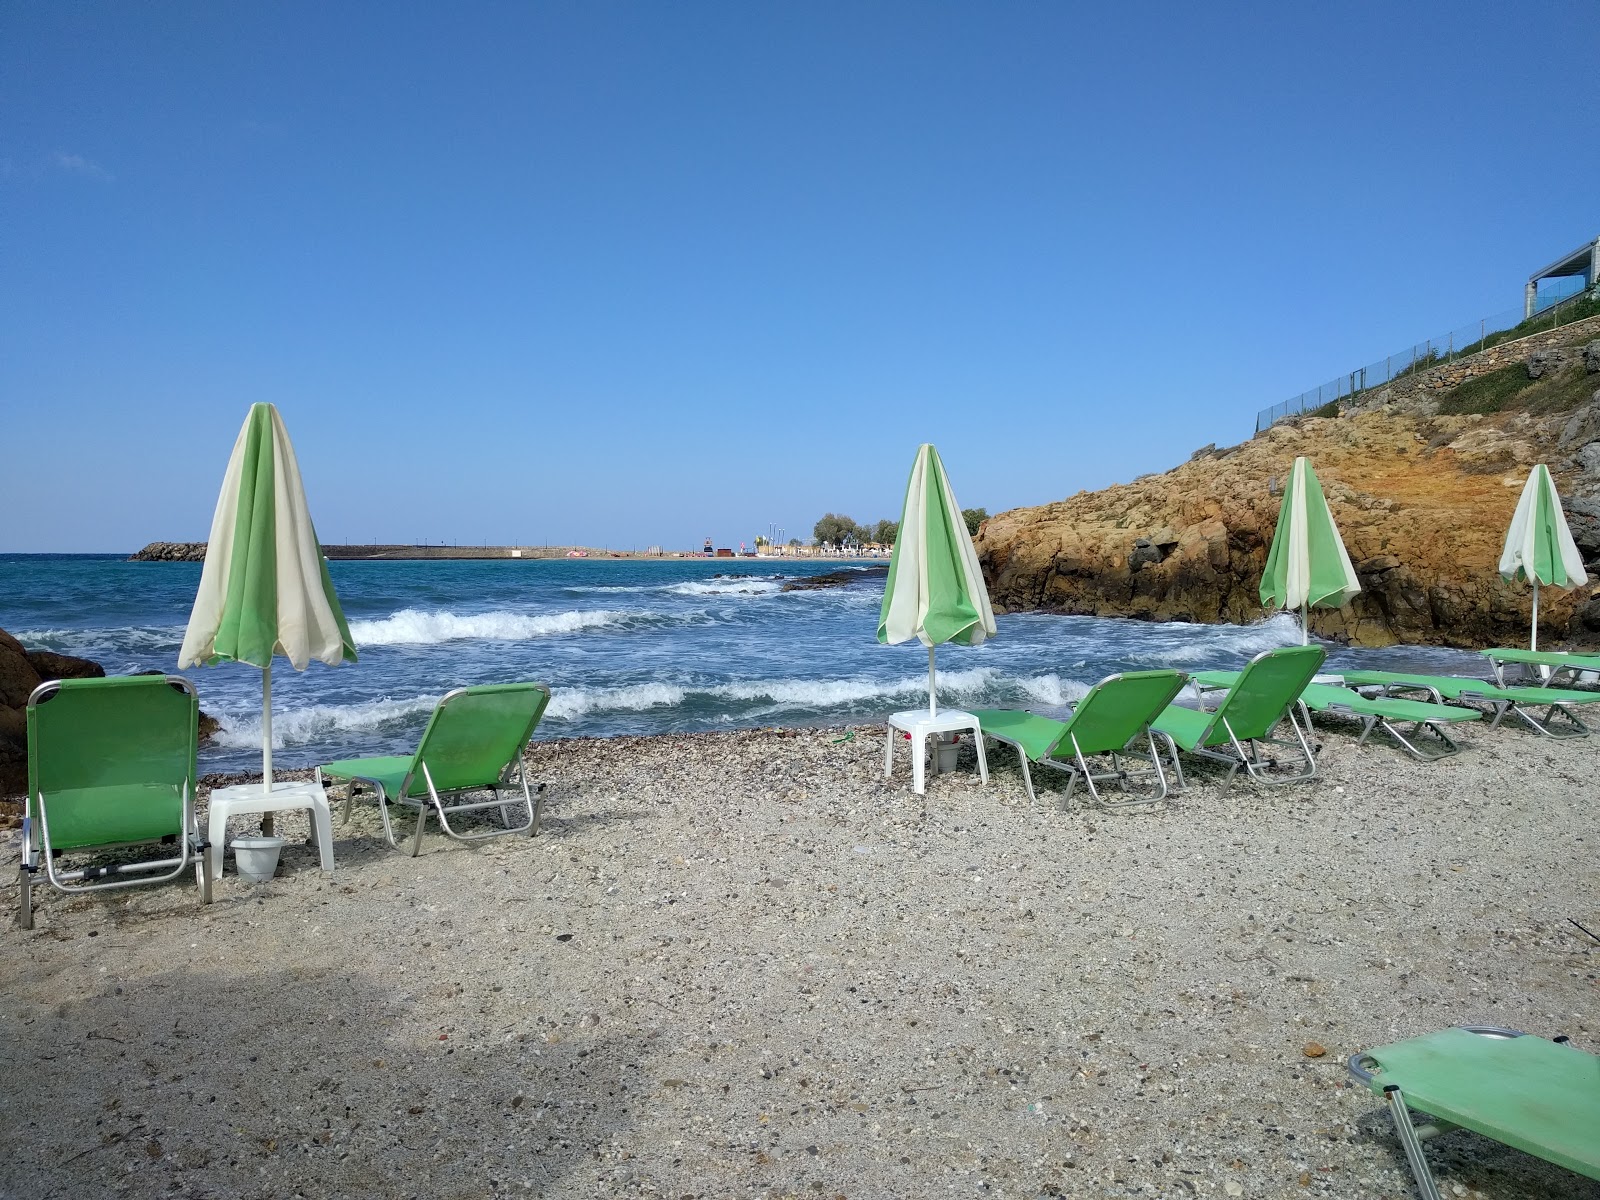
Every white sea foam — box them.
[547,683,687,720]
[212,694,440,749]
[667,578,782,597]
[349,608,627,646]
[1128,613,1303,665]
[704,667,1064,711]
[1016,673,1092,706]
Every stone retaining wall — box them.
[1378,312,1600,401]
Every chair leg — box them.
[196,835,213,905]
[1153,731,1185,789]
[18,865,33,931]
[1383,1085,1444,1200]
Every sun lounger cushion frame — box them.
[1479,646,1600,689]
[21,674,212,929]
[317,682,551,856]
[1189,673,1480,761]
[1348,1025,1600,1198]
[973,669,1187,811]
[1153,645,1325,786]
[1340,670,1592,739]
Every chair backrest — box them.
[406,682,552,796]
[1206,645,1325,741]
[27,674,199,848]
[1051,670,1187,758]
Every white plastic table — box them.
[206,781,335,881]
[884,708,989,795]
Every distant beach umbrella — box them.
[178,403,357,791]
[1497,463,1587,651]
[1259,456,1361,645]
[877,444,996,715]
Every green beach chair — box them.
[1152,644,1325,785]
[1349,1026,1600,1198]
[971,669,1187,810]
[1190,671,1480,761]
[1338,669,1595,739]
[317,682,551,856]
[21,674,211,930]
[1479,646,1600,689]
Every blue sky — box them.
[5,1,1598,552]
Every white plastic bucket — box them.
[231,835,285,883]
[934,734,962,774]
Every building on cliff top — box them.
[1526,234,1600,317]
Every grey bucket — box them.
[231,835,285,882]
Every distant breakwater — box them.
[129,542,882,564]
[133,542,696,562]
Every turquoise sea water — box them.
[1,554,1483,775]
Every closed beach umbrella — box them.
[178,403,357,790]
[1259,456,1361,645]
[1498,463,1586,651]
[877,443,996,715]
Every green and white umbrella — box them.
[1259,456,1361,645]
[1497,463,1587,651]
[877,443,996,715]
[178,403,357,790]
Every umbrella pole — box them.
[928,645,937,717]
[1531,581,1539,652]
[262,663,273,792]
[1300,601,1309,646]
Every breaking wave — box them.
[211,694,441,750]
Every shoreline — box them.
[2,721,1595,1198]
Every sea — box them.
[1,554,1485,776]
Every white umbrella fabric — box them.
[1498,463,1587,650]
[178,403,356,790]
[877,443,996,715]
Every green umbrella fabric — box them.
[878,444,996,714]
[1498,463,1587,650]
[1259,456,1361,643]
[178,403,355,785]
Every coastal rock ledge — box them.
[976,324,1600,648]
[130,542,208,561]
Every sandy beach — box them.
[2,721,1596,1200]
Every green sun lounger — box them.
[1338,669,1595,738]
[972,669,1187,810]
[1190,672,1480,761]
[1152,644,1325,785]
[1349,1026,1600,1198]
[21,674,211,929]
[317,682,551,856]
[1479,646,1600,689]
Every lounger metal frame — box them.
[1161,694,1319,787]
[319,684,549,857]
[1355,679,1590,740]
[1348,1025,1589,1200]
[986,725,1174,811]
[1303,699,1466,761]
[21,677,212,929]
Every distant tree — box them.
[872,519,898,546]
[787,538,802,547]
[962,507,989,536]
[813,513,861,546]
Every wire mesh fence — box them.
[1255,279,1598,433]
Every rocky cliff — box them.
[0,629,106,799]
[976,323,1600,649]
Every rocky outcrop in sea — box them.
[977,326,1600,648]
[0,629,106,799]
